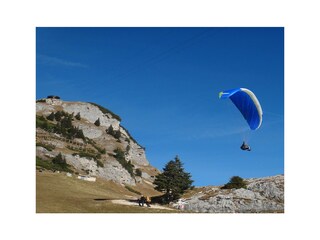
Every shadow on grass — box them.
[93,198,111,201]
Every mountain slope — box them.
[36,97,159,186]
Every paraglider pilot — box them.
[240,141,251,151]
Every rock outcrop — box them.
[172,175,284,213]
[36,98,159,186]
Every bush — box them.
[106,125,121,140]
[75,112,81,120]
[135,168,142,177]
[52,153,67,166]
[106,125,114,135]
[54,111,62,121]
[221,176,247,189]
[36,156,54,170]
[94,118,100,126]
[114,130,121,139]
[46,112,55,121]
[74,128,85,140]
[36,155,72,172]
[36,115,55,131]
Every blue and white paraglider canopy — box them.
[219,88,263,130]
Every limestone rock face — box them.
[174,175,284,213]
[36,98,157,186]
[62,102,120,130]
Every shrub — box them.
[94,118,100,126]
[114,130,121,139]
[36,115,55,131]
[46,112,55,121]
[52,153,67,166]
[221,176,247,189]
[36,155,72,172]
[75,112,81,120]
[106,125,121,139]
[36,156,53,170]
[74,128,85,140]
[135,168,142,177]
[54,111,62,121]
[106,125,114,135]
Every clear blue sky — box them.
[36,27,284,186]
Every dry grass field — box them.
[36,171,178,213]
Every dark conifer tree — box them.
[114,130,121,139]
[221,176,247,189]
[154,156,193,203]
[47,112,55,121]
[106,125,114,135]
[52,152,67,166]
[94,118,101,126]
[54,111,62,121]
[75,112,81,120]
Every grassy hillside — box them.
[36,171,177,213]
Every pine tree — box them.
[75,128,85,140]
[106,125,114,135]
[154,156,193,203]
[114,130,121,139]
[52,153,67,166]
[47,112,55,121]
[75,112,81,120]
[94,118,101,126]
[135,168,142,177]
[61,115,73,129]
[54,111,62,121]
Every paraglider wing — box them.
[219,88,263,130]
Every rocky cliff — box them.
[36,97,159,186]
[172,175,284,213]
